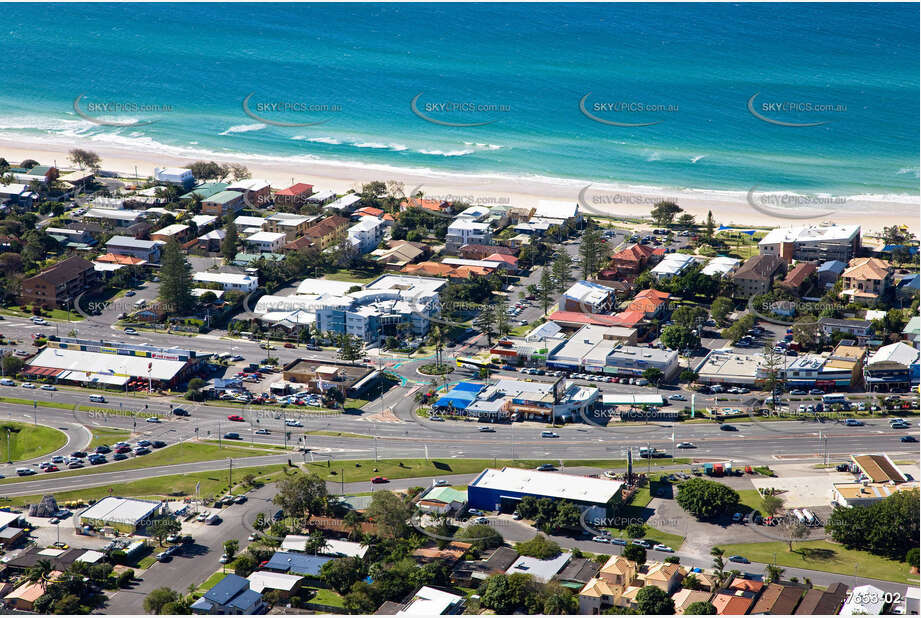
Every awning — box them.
[22,366,63,377]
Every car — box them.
[125,291,136,297]
[21,382,36,389]
[114,446,131,454]
[172,407,190,416]
[844,419,864,426]
[732,512,743,523]
[124,328,138,335]
[67,462,84,469]
[51,456,64,464]
[31,318,47,325]
[196,513,209,522]
[631,539,652,548]
[653,544,674,553]
[676,442,696,449]
[0,378,15,386]
[432,479,449,487]
[255,428,270,435]
[88,456,106,465]
[901,436,918,443]
[113,453,128,461]
[472,517,489,525]
[610,538,627,546]
[219,554,229,564]
[429,416,444,422]
[222,433,241,440]
[809,388,825,395]
[146,416,160,423]
[668,394,687,401]
[592,535,611,543]
[43,465,59,472]
[540,431,559,438]
[284,419,303,427]
[137,440,151,447]
[790,389,808,395]
[478,426,495,433]
[152,440,167,448]
[71,451,87,458]
[370,476,389,484]
[536,464,556,471]
[720,424,738,431]
[467,508,484,516]
[728,555,750,564]
[38,383,55,391]
[283,342,296,348]
[234,495,247,504]
[227,415,245,422]
[248,533,259,541]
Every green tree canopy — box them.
[675,478,740,519]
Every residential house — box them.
[506,552,572,584]
[83,207,146,228]
[817,260,847,288]
[326,193,362,212]
[453,546,520,587]
[411,541,472,566]
[286,215,348,252]
[446,218,491,253]
[262,552,332,586]
[246,571,305,602]
[750,582,804,614]
[180,182,228,201]
[20,256,100,309]
[903,316,920,349]
[371,240,427,270]
[578,556,637,615]
[399,197,450,213]
[759,224,861,264]
[154,167,195,189]
[351,206,384,221]
[274,183,314,210]
[377,586,465,615]
[106,236,162,263]
[701,256,741,278]
[264,213,312,240]
[192,272,259,293]
[460,243,515,261]
[779,261,817,293]
[483,253,519,271]
[557,557,601,588]
[840,584,887,615]
[642,562,685,594]
[673,589,714,615]
[10,164,57,185]
[151,223,192,244]
[201,190,245,216]
[94,253,148,268]
[896,273,920,302]
[818,317,873,343]
[560,280,617,314]
[0,182,37,206]
[650,253,696,280]
[731,254,785,298]
[190,573,265,614]
[794,582,848,615]
[608,243,657,277]
[627,288,671,319]
[348,216,386,254]
[841,257,892,305]
[4,571,63,611]
[304,189,336,206]
[244,231,287,254]
[226,178,271,209]
[197,229,226,253]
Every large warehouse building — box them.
[78,496,165,534]
[467,468,623,521]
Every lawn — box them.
[717,540,915,584]
[1,464,290,506]
[322,268,380,284]
[736,489,766,516]
[0,441,278,486]
[87,427,130,450]
[307,587,346,608]
[196,571,227,593]
[0,306,83,321]
[0,421,67,462]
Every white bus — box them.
[821,393,848,405]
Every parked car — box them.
[653,544,674,553]
[610,538,627,546]
[134,447,151,455]
[370,476,389,484]
[40,384,56,391]
[536,464,556,471]
[0,379,15,386]
[124,328,138,335]
[152,440,167,448]
[728,555,750,564]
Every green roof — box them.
[204,190,243,204]
[233,252,285,265]
[181,183,229,200]
[424,487,467,503]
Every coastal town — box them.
[0,150,916,617]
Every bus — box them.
[822,393,848,405]
[456,357,498,370]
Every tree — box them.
[321,556,365,595]
[682,574,701,590]
[458,523,504,551]
[672,306,707,330]
[761,494,784,517]
[704,211,716,241]
[636,585,675,615]
[515,533,561,559]
[782,518,809,552]
[622,543,646,564]
[551,250,574,294]
[761,344,785,410]
[25,559,53,591]
[365,490,412,538]
[711,296,733,325]
[148,516,181,546]
[233,553,258,577]
[336,333,362,362]
[222,220,239,263]
[579,226,606,278]
[223,539,239,560]
[478,573,538,614]
[273,472,328,520]
[641,368,664,386]
[765,563,785,583]
[651,201,683,226]
[158,240,194,315]
[676,478,740,519]
[2,355,24,376]
[473,303,497,346]
[906,547,920,570]
[495,300,511,339]
[343,510,365,541]
[660,325,700,351]
[685,601,718,615]
[541,583,578,614]
[144,587,179,614]
[825,489,919,560]
[537,267,555,315]
[67,148,101,171]
[711,547,726,581]
[677,213,696,228]
[343,580,380,614]
[185,161,226,181]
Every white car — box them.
[478,426,495,432]
[31,318,47,325]
[146,417,161,423]
[592,535,611,544]
[676,442,696,449]
[668,394,687,401]
[0,379,15,386]
[41,384,56,391]
[254,428,270,435]
[21,382,36,389]
[284,419,303,427]
[124,328,137,335]
[433,479,449,487]
[654,544,674,553]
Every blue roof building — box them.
[191,573,265,615]
[263,551,333,577]
[433,382,484,411]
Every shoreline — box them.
[2,137,918,235]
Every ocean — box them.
[0,2,917,199]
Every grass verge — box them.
[0,421,67,461]
[87,427,131,450]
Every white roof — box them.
[84,208,143,221]
[0,183,31,194]
[247,571,303,593]
[651,252,696,276]
[701,256,741,276]
[227,178,271,191]
[155,167,192,176]
[246,231,286,243]
[328,193,362,209]
[190,214,217,228]
[563,280,612,305]
[350,217,384,233]
[396,586,465,615]
[448,218,490,232]
[295,278,358,296]
[79,496,161,525]
[153,224,189,236]
[526,320,562,342]
[760,223,860,246]
[867,342,919,368]
[471,467,622,505]
[366,274,446,296]
[193,272,257,286]
[30,347,188,381]
[320,538,368,559]
[306,189,336,202]
[840,585,886,615]
[75,550,106,564]
[0,512,21,530]
[233,215,266,228]
[534,199,579,220]
[442,258,500,269]
[506,552,572,583]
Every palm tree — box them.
[710,547,726,582]
[765,563,785,583]
[343,510,364,541]
[428,326,445,370]
[25,559,53,591]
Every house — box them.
[151,223,192,244]
[380,586,465,615]
[83,207,146,228]
[0,182,37,206]
[863,341,919,392]
[288,215,349,252]
[326,193,362,212]
[701,256,741,278]
[372,240,427,270]
[794,582,848,615]
[556,557,601,587]
[274,183,314,210]
[673,589,714,615]
[609,243,657,276]
[192,272,258,292]
[841,257,892,304]
[560,280,617,313]
[446,219,491,253]
[750,582,804,614]
[190,573,265,615]
[578,556,637,614]
[904,587,920,615]
[817,259,847,288]
[506,552,572,583]
[154,167,195,189]
[731,254,785,298]
[20,256,100,309]
[352,206,384,220]
[896,273,920,302]
[411,541,472,565]
[106,236,162,263]
[453,546,520,587]
[264,213,312,240]
[460,243,514,261]
[262,551,332,583]
[180,182,229,201]
[818,317,873,342]
[4,571,63,611]
[416,486,468,515]
[246,571,305,601]
[244,231,287,254]
[650,253,696,280]
[533,199,581,225]
[202,190,245,216]
[840,584,887,615]
[626,288,671,319]
[779,261,817,293]
[711,588,758,615]
[484,253,519,270]
[303,189,336,205]
[226,178,271,209]
[197,229,226,252]
[903,316,920,349]
[759,224,861,263]
[94,253,148,268]
[400,197,450,213]
[348,216,386,254]
[642,562,685,594]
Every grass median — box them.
[717,540,914,584]
[0,421,68,461]
[87,427,131,450]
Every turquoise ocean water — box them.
[0,2,917,198]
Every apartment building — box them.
[201,190,245,216]
[20,256,100,309]
[446,219,491,253]
[759,224,861,263]
[731,254,785,298]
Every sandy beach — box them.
[2,138,917,236]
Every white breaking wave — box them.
[219,123,266,136]
[690,155,706,163]
[418,149,475,157]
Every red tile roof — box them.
[275,183,313,196]
[549,311,642,328]
[484,253,518,265]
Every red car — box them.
[115,446,131,454]
[371,476,389,484]
[227,415,245,422]
[44,465,59,472]
[284,343,295,349]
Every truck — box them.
[791,509,806,525]
[801,509,818,527]
[638,447,667,458]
